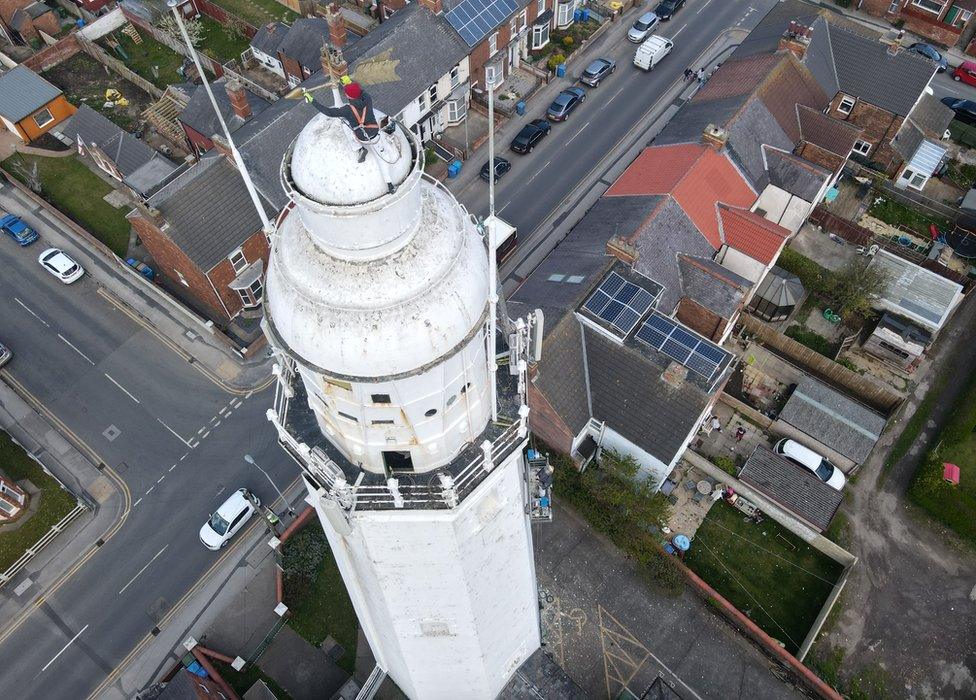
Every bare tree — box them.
[11,159,42,193]
[156,14,204,47]
[830,256,890,317]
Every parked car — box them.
[907,42,948,72]
[634,35,674,71]
[627,11,660,43]
[655,0,684,20]
[941,97,976,126]
[547,87,586,121]
[774,438,846,491]
[199,488,261,550]
[510,119,551,154]
[952,60,976,86]
[0,342,10,368]
[0,212,38,246]
[38,248,84,284]
[480,157,512,182]
[580,58,616,87]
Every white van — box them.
[773,439,846,491]
[634,35,673,71]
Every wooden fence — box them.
[738,314,903,415]
[808,206,873,245]
[77,35,164,98]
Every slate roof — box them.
[179,76,272,142]
[278,17,331,70]
[251,21,289,56]
[909,93,954,138]
[677,255,749,319]
[148,154,272,271]
[731,0,821,59]
[535,314,590,436]
[796,104,862,156]
[890,122,925,162]
[869,249,963,330]
[739,445,843,532]
[875,312,931,345]
[766,148,830,201]
[779,377,887,463]
[0,66,63,122]
[718,205,789,265]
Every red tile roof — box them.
[718,205,790,264]
[607,144,756,248]
[693,54,782,102]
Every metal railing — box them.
[0,503,87,586]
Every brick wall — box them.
[796,142,846,173]
[858,0,897,18]
[279,53,304,84]
[469,0,547,90]
[527,379,576,455]
[206,230,270,317]
[675,298,727,342]
[21,32,81,71]
[192,0,259,39]
[900,4,962,47]
[829,93,904,174]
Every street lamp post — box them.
[244,454,295,516]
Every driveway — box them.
[820,293,976,698]
[535,502,805,699]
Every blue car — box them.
[0,213,38,246]
[908,43,948,72]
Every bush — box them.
[837,358,860,373]
[282,527,329,595]
[547,53,566,71]
[713,455,737,477]
[562,36,573,47]
[940,370,976,444]
[777,248,831,295]
[785,325,838,358]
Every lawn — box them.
[209,0,299,26]
[212,660,292,698]
[683,501,843,654]
[0,431,78,572]
[282,525,358,673]
[785,325,838,358]
[867,195,952,237]
[199,16,251,63]
[102,31,186,90]
[2,153,132,257]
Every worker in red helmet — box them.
[306,81,380,162]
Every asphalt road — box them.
[0,209,294,698]
[930,64,976,102]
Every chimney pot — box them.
[702,123,728,150]
[224,79,251,120]
[778,19,812,59]
[326,2,347,47]
[321,44,348,83]
[420,0,444,13]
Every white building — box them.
[263,105,543,698]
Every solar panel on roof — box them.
[446,0,520,47]
[634,312,732,381]
[581,272,657,337]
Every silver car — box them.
[628,11,659,43]
[580,58,616,87]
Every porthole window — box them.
[425,408,437,417]
[446,395,457,407]
[459,382,473,394]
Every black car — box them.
[547,87,586,121]
[580,58,616,87]
[480,157,512,182]
[942,97,976,126]
[510,119,551,154]
[655,0,684,20]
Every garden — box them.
[866,195,952,238]
[100,30,186,90]
[209,0,299,27]
[529,19,604,71]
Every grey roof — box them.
[732,0,821,59]
[805,18,936,116]
[725,96,793,190]
[124,158,181,197]
[869,249,963,330]
[632,198,715,314]
[739,445,843,532]
[278,17,331,70]
[796,104,862,156]
[251,21,289,56]
[779,376,887,463]
[909,92,954,138]
[148,154,271,271]
[876,312,931,345]
[655,95,745,146]
[535,314,590,437]
[890,121,925,163]
[0,65,63,122]
[752,265,804,306]
[179,76,272,141]
[677,255,748,319]
[766,148,830,201]
[500,648,588,700]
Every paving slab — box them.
[258,625,348,700]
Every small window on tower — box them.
[337,411,358,423]
[371,394,392,404]
[383,450,414,472]
[425,408,437,417]
[446,395,457,407]
[460,382,473,394]
[371,419,395,425]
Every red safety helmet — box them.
[344,82,362,100]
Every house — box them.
[868,249,964,333]
[889,92,955,190]
[278,17,334,86]
[862,311,932,370]
[774,376,887,472]
[57,104,180,198]
[179,77,272,156]
[5,0,60,43]
[250,21,289,78]
[0,66,76,143]
[858,0,975,48]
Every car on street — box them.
[200,488,261,550]
[0,212,38,246]
[480,157,512,182]
[952,60,976,86]
[774,438,846,491]
[37,248,84,284]
[510,119,551,153]
[580,58,616,86]
[547,87,586,121]
[907,42,948,72]
[942,97,976,125]
[0,342,10,368]
[627,11,659,43]
[634,35,674,71]
[654,0,684,20]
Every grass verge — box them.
[2,153,132,256]
[0,431,77,572]
[683,501,843,654]
[882,370,945,478]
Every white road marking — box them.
[180,453,189,461]
[566,122,589,145]
[213,420,221,428]
[132,498,142,507]
[188,439,199,448]
[696,0,711,13]
[104,374,140,404]
[157,418,193,447]
[200,430,210,440]
[145,486,154,495]
[41,624,89,672]
[526,168,543,184]
[57,334,95,366]
[210,416,218,424]
[219,407,229,416]
[118,545,168,595]
[231,398,243,408]
[671,24,686,39]
[970,583,976,601]
[169,464,176,472]
[14,297,49,327]
[157,475,164,484]
[224,410,233,419]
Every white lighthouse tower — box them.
[262,106,545,698]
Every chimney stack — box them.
[702,123,728,151]
[419,0,443,13]
[326,3,347,47]
[881,28,903,56]
[211,134,234,161]
[778,20,813,60]
[321,44,348,83]
[607,236,638,265]
[661,361,689,389]
[225,79,251,120]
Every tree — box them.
[156,14,204,47]
[829,257,890,317]
[10,159,41,194]
[580,449,671,539]
[224,16,248,42]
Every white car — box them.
[773,439,846,491]
[628,11,660,43]
[38,248,84,284]
[199,488,261,550]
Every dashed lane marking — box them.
[14,297,50,327]
[104,374,140,404]
[57,334,95,366]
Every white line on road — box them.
[213,420,221,428]
[156,418,193,447]
[210,416,218,424]
[566,122,589,145]
[41,624,89,672]
[200,430,210,440]
[104,374,140,404]
[169,464,176,472]
[118,545,168,595]
[132,498,142,507]
[14,297,49,327]
[57,334,95,366]
[671,24,686,39]
[231,398,243,408]
[224,410,233,419]
[697,0,712,13]
[526,168,543,185]
[157,475,164,484]
[145,486,154,495]
[219,407,229,416]
[197,427,206,435]
[188,439,199,448]
[180,453,189,461]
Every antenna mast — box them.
[486,66,498,422]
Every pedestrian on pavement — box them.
[710,415,722,433]
[684,67,693,81]
[697,68,705,85]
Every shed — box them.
[747,266,804,322]
[868,249,963,332]
[862,312,930,370]
[739,445,843,532]
[777,377,887,466]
